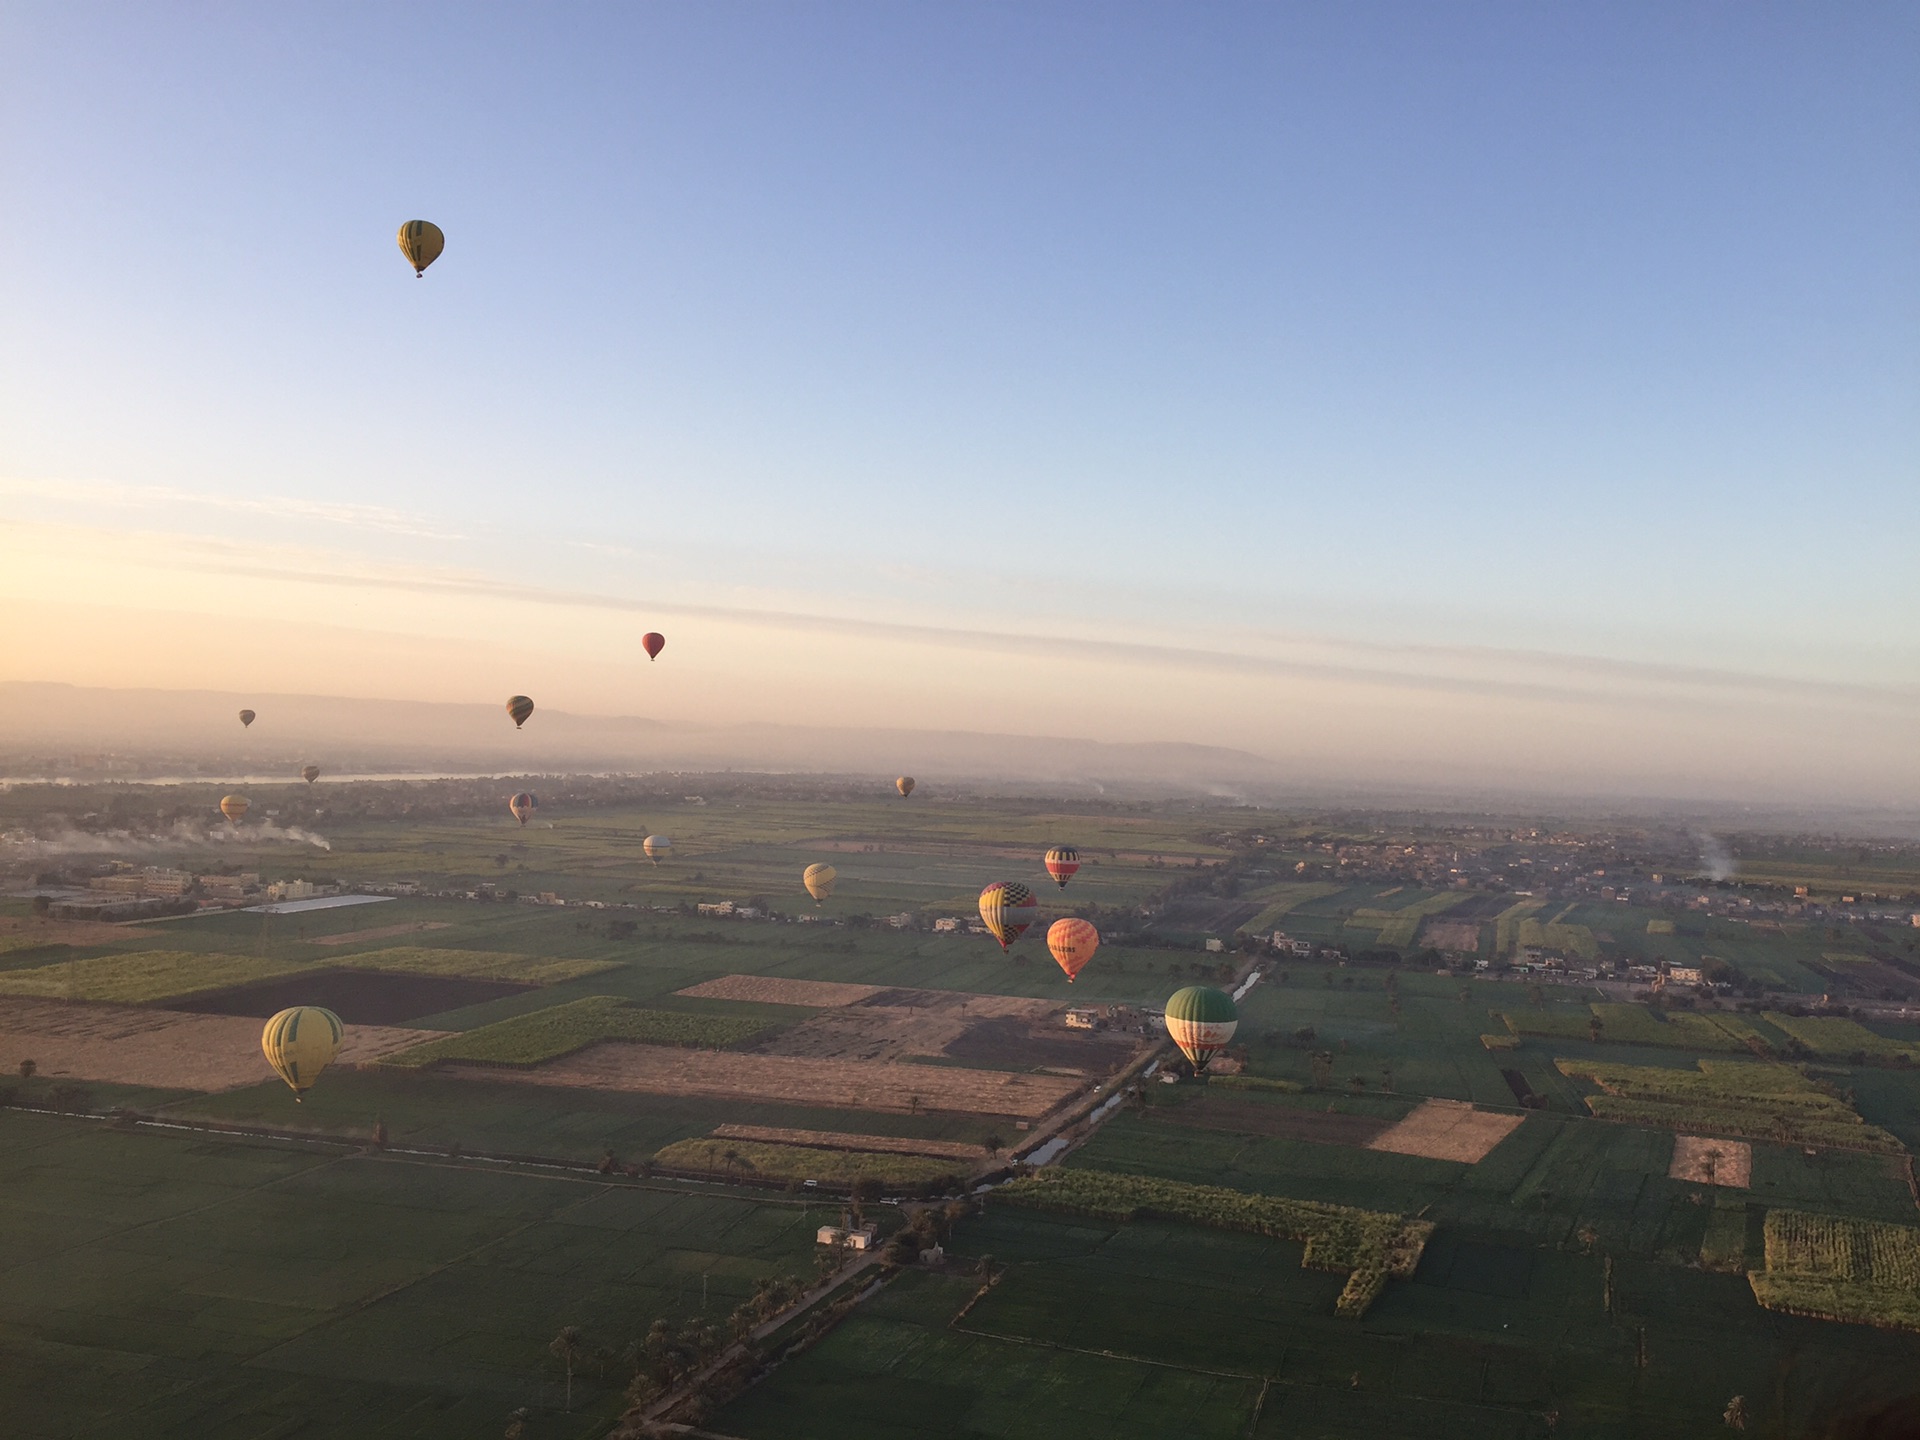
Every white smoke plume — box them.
[1696,831,1736,881]
[1,821,331,859]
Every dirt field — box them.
[709,1124,988,1162]
[1148,1097,1392,1146]
[0,996,442,1092]
[0,915,155,953]
[748,987,1135,1075]
[1669,1134,1752,1188]
[309,921,452,947]
[1420,920,1482,953]
[676,975,883,1007]
[1366,1098,1524,1162]
[444,1043,1084,1118]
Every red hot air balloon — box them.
[642,633,665,661]
[1044,846,1080,889]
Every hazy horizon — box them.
[3,4,1914,807]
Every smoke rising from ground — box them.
[1,820,331,860]
[1696,832,1736,881]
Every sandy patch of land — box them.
[1420,921,1482,953]
[0,995,443,1093]
[309,921,451,947]
[709,1124,988,1162]
[0,916,156,952]
[1367,1098,1524,1162]
[1669,1134,1752,1187]
[752,988,1136,1075]
[444,1042,1083,1119]
[676,975,883,1007]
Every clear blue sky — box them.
[1,3,1915,795]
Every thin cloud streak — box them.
[0,477,463,541]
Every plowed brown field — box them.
[1366,1098,1524,1162]
[709,1124,987,1162]
[676,975,883,1007]
[444,1043,1083,1118]
[0,996,443,1092]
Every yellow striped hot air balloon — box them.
[261,1006,343,1100]
[803,863,837,905]
[219,794,250,825]
[978,881,1037,951]
[896,776,915,797]
[506,695,535,728]
[1043,846,1080,889]
[643,835,671,865]
[397,219,444,276]
[1047,918,1099,982]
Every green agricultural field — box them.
[653,1137,963,1188]
[0,949,296,1003]
[331,946,618,985]
[996,1167,1431,1316]
[1557,1057,1905,1153]
[1243,882,1343,933]
[382,995,774,1067]
[0,1108,820,1439]
[1750,1209,1920,1331]
[1765,1013,1916,1063]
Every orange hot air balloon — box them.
[238,709,256,728]
[1047,918,1099,983]
[642,633,665,661]
[300,765,320,785]
[896,776,915,798]
[509,792,537,826]
[978,881,1037,951]
[1044,846,1080,889]
[506,695,534,728]
[220,794,251,825]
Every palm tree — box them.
[550,1326,585,1412]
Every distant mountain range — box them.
[0,682,1289,795]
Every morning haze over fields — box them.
[1,5,1916,1439]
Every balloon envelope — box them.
[642,632,665,661]
[219,794,250,824]
[1164,986,1238,1070]
[1044,846,1080,889]
[643,835,671,864]
[510,792,536,826]
[978,881,1037,951]
[300,765,320,785]
[506,695,535,728]
[1047,918,1099,982]
[803,863,838,904]
[261,1006,343,1099]
[238,709,256,728]
[397,219,444,275]
[896,776,915,797]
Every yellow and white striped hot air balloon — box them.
[803,864,837,905]
[643,835,671,865]
[261,1006,344,1101]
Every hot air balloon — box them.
[643,835,671,865]
[1047,918,1099,983]
[300,764,321,785]
[506,695,535,729]
[1164,986,1238,1071]
[261,1006,344,1101]
[978,881,1037,951]
[510,792,537,826]
[238,709,256,728]
[1044,846,1080,889]
[803,863,837,905]
[642,632,665,661]
[896,776,915,798]
[397,220,444,276]
[220,794,250,825]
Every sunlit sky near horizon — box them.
[2,3,1916,799]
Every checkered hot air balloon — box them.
[978,881,1037,951]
